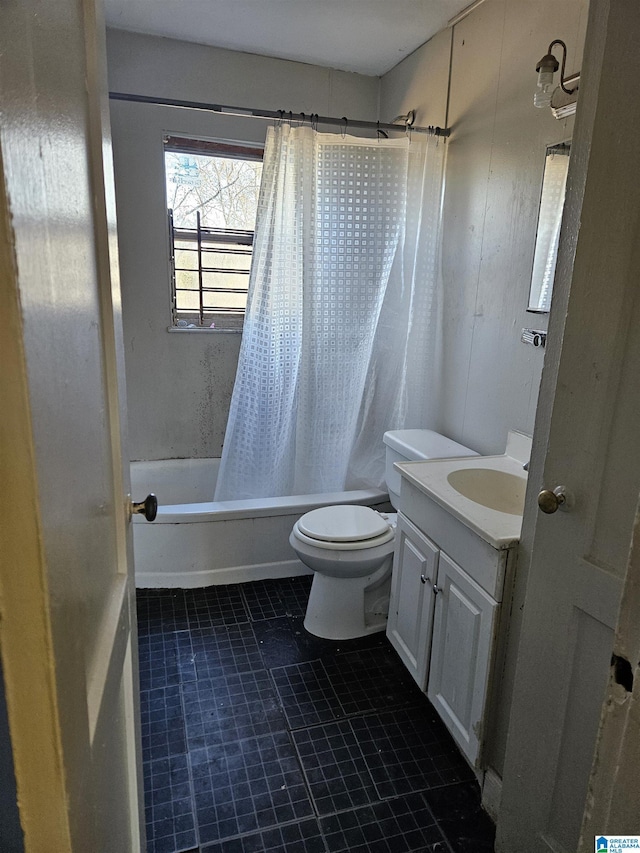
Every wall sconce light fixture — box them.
[534,39,579,111]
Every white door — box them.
[579,505,640,846]
[387,514,439,689]
[427,553,497,767]
[0,1,143,850]
[497,1,640,849]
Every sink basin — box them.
[394,430,532,549]
[447,468,526,515]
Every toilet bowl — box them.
[290,430,479,640]
[289,505,396,640]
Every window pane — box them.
[175,269,199,290]
[202,271,250,296]
[203,286,248,311]
[174,238,197,251]
[201,251,252,274]
[166,152,262,231]
[176,290,201,312]
[165,142,262,329]
[174,248,198,271]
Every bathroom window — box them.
[164,136,263,331]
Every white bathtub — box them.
[130,458,389,588]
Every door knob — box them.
[131,494,158,521]
[420,574,430,585]
[537,486,567,514]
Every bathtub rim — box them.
[133,487,389,524]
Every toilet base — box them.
[303,559,392,640]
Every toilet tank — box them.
[383,429,479,509]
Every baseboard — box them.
[135,558,312,589]
[481,767,502,823]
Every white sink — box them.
[447,468,526,515]
[395,430,532,549]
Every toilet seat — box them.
[292,506,396,551]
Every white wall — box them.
[107,29,379,461]
[381,0,588,456]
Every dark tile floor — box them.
[137,577,495,853]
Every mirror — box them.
[528,141,571,313]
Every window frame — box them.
[164,136,264,332]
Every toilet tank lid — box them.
[383,429,479,461]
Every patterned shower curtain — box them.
[214,124,445,499]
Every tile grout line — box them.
[178,630,200,853]
[417,789,457,853]
[286,724,323,822]
[195,789,460,853]
[197,816,329,853]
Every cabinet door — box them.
[387,513,439,690]
[427,552,498,767]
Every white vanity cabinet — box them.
[427,551,498,765]
[387,478,515,767]
[387,513,438,688]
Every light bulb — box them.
[534,69,555,109]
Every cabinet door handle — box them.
[433,584,442,595]
[420,574,430,584]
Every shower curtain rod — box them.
[108,91,450,137]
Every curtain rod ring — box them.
[341,116,348,139]
[376,121,388,141]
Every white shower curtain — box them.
[214,124,445,500]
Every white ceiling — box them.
[104,0,472,77]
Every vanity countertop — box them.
[395,452,528,550]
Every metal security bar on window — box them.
[169,210,254,330]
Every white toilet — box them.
[289,429,479,639]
